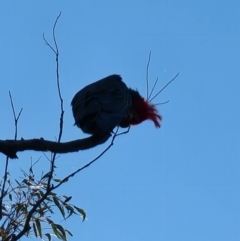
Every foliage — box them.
[0,163,85,241]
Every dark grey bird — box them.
[71,74,161,136]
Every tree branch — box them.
[0,92,23,220]
[42,11,63,193]
[0,134,111,159]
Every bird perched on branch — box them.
[71,74,162,136]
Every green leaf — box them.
[51,224,62,240]
[45,233,52,241]
[22,190,27,198]
[15,203,24,214]
[0,191,7,199]
[53,196,65,218]
[15,179,21,186]
[46,217,54,224]
[65,229,73,237]
[35,218,42,238]
[52,178,62,182]
[74,206,86,221]
[22,179,30,186]
[1,205,7,211]
[55,224,67,241]
[33,222,38,237]
[39,190,52,201]
[20,168,28,177]
[60,177,69,183]
[32,191,41,199]
[65,204,75,219]
[41,172,51,180]
[37,207,45,217]
[64,196,72,203]
[50,191,57,196]
[39,190,45,197]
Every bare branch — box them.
[8,91,23,140]
[42,34,56,54]
[0,135,112,159]
[42,12,63,195]
[52,12,63,143]
[42,13,62,190]
[0,93,23,220]
[148,77,158,101]
[149,73,179,102]
[146,51,151,100]
[155,100,170,105]
[42,12,63,144]
[0,156,9,220]
[52,128,130,190]
[55,134,117,188]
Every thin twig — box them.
[42,34,56,54]
[146,51,151,100]
[53,128,128,189]
[115,126,130,137]
[42,12,63,143]
[42,12,63,192]
[9,91,23,140]
[0,156,9,220]
[148,77,158,101]
[51,12,64,143]
[149,73,179,102]
[0,135,112,158]
[155,100,170,105]
[52,127,131,190]
[0,93,23,220]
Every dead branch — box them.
[0,134,111,159]
[0,92,23,220]
[42,11,63,195]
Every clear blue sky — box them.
[0,1,240,240]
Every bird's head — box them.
[118,71,179,129]
[119,89,162,128]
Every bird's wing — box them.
[71,75,132,134]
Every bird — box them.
[71,74,162,136]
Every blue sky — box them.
[0,1,240,240]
